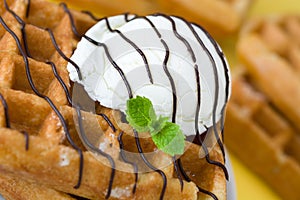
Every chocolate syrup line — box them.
[173,156,184,191]
[3,0,22,23]
[75,104,115,199]
[152,14,196,63]
[21,130,29,151]
[61,3,133,99]
[81,10,103,21]
[0,92,29,152]
[46,28,82,80]
[104,17,153,84]
[22,27,33,58]
[177,159,218,200]
[0,92,30,150]
[117,131,138,194]
[59,3,81,38]
[0,15,84,189]
[25,0,30,18]
[124,13,138,22]
[133,129,167,200]
[45,61,73,103]
[98,113,116,132]
[0,92,10,128]
[198,133,229,180]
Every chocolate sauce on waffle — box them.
[177,158,218,200]
[21,130,30,151]
[0,92,30,150]
[0,92,10,128]
[1,1,231,199]
[117,131,138,194]
[133,129,167,200]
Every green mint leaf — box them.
[152,122,186,156]
[125,96,156,132]
[125,96,186,156]
[149,116,169,136]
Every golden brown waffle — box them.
[0,173,76,200]
[52,0,253,37]
[0,0,227,199]
[225,15,300,199]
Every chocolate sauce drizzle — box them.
[117,131,138,194]
[75,104,115,199]
[25,0,30,18]
[133,129,167,200]
[46,28,83,81]
[1,1,231,199]
[0,92,30,150]
[177,158,218,200]
[98,113,116,132]
[0,92,10,128]
[104,17,153,84]
[61,3,133,99]
[21,130,30,151]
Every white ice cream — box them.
[67,14,231,136]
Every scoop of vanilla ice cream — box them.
[67,14,231,136]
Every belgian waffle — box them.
[0,0,228,199]
[52,0,253,37]
[225,15,300,199]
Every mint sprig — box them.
[126,96,185,156]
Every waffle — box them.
[0,0,228,199]
[52,0,253,37]
[0,173,76,200]
[225,15,300,199]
